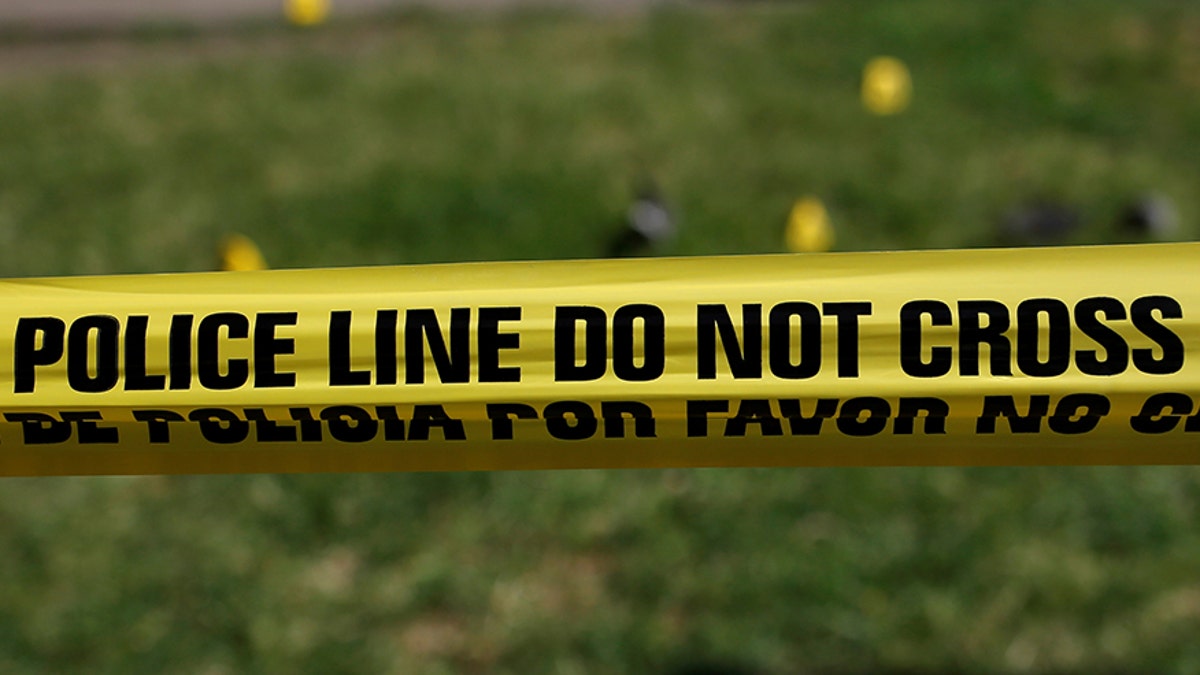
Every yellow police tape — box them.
[1,243,1197,476]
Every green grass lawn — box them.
[2,1,1200,672]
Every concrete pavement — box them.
[0,0,663,31]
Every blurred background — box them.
[2,0,1200,672]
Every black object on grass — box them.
[1117,193,1178,240]
[999,200,1081,246]
[607,179,676,257]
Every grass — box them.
[1,0,1200,672]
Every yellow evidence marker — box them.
[861,56,912,115]
[218,234,269,271]
[786,196,834,253]
[285,0,330,27]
